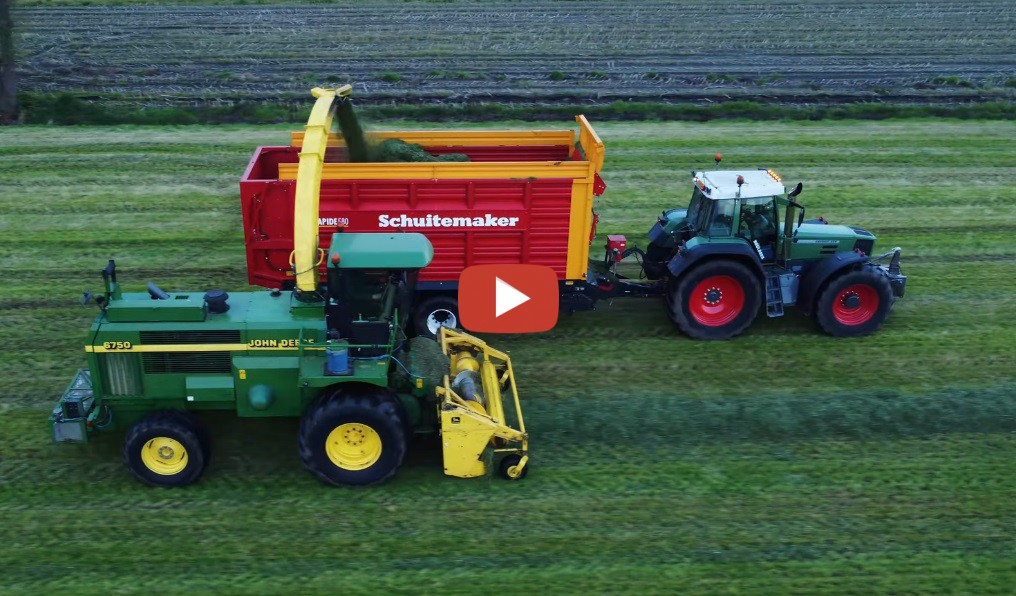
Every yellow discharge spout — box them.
[293,85,351,295]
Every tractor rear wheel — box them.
[123,411,207,488]
[815,268,893,337]
[669,260,762,340]
[298,389,407,487]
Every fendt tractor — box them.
[50,87,529,487]
[596,161,907,339]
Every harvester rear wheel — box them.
[123,411,207,488]
[298,389,407,487]
[815,267,893,337]
[669,260,762,340]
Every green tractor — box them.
[49,87,529,487]
[603,165,906,340]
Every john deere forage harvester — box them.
[50,87,529,487]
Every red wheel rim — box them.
[832,283,879,325]
[689,275,745,326]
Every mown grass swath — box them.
[0,119,1014,592]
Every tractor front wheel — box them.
[815,268,893,337]
[123,411,208,488]
[298,389,407,487]
[668,260,762,340]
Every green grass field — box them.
[1,119,1014,593]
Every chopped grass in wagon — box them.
[336,96,469,163]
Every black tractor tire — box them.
[668,260,762,340]
[123,411,207,488]
[815,267,893,338]
[413,295,460,339]
[663,276,678,320]
[172,410,213,463]
[298,389,408,487]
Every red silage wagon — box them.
[240,117,606,335]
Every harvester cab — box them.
[323,232,431,350]
[49,86,529,488]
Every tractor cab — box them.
[682,169,786,261]
[324,232,433,353]
[672,169,881,266]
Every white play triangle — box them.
[494,276,530,317]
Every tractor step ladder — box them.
[765,273,784,318]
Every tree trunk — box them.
[0,0,16,124]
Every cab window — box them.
[339,270,392,319]
[707,199,737,236]
[739,196,778,243]
[686,188,708,230]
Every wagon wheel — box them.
[413,296,460,339]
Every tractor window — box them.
[707,199,737,236]
[739,196,778,244]
[687,188,708,230]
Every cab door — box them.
[738,196,779,261]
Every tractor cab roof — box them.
[693,169,786,201]
[327,232,434,270]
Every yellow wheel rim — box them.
[326,423,382,470]
[140,437,188,476]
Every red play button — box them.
[458,265,559,333]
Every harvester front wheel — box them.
[298,390,407,487]
[815,268,893,337]
[123,411,207,488]
[669,260,762,340]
